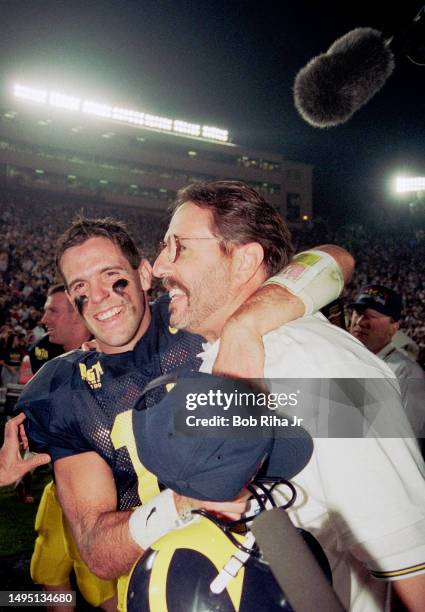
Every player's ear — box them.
[232,242,264,283]
[138,259,152,291]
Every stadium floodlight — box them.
[113,107,145,125]
[14,84,47,104]
[202,125,229,142]
[49,91,81,111]
[144,114,173,131]
[173,120,201,137]
[12,82,230,143]
[395,176,425,193]
[82,100,113,118]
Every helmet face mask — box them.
[126,479,332,612]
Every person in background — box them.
[349,284,425,440]
[28,283,92,375]
[0,329,27,386]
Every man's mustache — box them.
[162,278,188,295]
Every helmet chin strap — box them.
[193,478,298,595]
[210,531,256,595]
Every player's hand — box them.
[0,413,51,487]
[213,318,265,381]
[174,489,250,522]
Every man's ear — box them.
[138,259,153,291]
[390,319,400,337]
[232,242,265,283]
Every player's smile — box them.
[95,304,125,323]
[60,236,152,354]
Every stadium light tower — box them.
[393,176,425,213]
[395,176,425,193]
[11,82,230,144]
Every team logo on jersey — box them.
[79,361,104,389]
[35,347,48,361]
[168,326,178,335]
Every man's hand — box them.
[174,488,250,521]
[0,413,50,487]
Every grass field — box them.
[0,470,51,556]
[0,469,50,611]
[0,467,96,610]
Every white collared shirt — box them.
[199,314,425,612]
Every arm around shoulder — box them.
[214,245,353,378]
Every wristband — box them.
[128,489,198,550]
[262,250,344,315]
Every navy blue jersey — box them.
[28,333,64,374]
[17,296,203,510]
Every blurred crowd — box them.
[1,187,425,384]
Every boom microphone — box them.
[293,27,395,128]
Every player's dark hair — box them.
[46,283,77,313]
[55,216,141,283]
[47,282,66,296]
[173,181,294,276]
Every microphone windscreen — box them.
[294,28,395,128]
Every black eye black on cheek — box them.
[112,279,129,295]
[74,295,88,315]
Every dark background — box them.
[1,0,424,224]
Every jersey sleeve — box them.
[16,354,93,462]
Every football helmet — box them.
[125,479,331,612]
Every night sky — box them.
[1,0,424,224]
